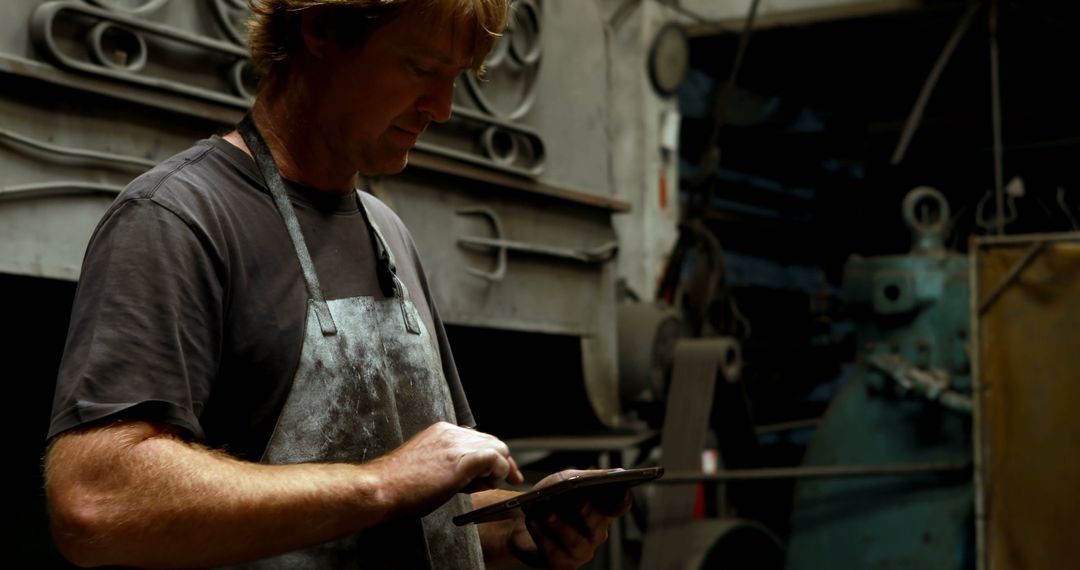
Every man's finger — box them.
[506,455,524,485]
[469,446,530,490]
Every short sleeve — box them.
[47,197,225,441]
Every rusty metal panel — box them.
[971,232,1080,570]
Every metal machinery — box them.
[618,186,983,570]
[780,191,1080,570]
[785,186,975,569]
[0,0,634,432]
[0,0,690,565]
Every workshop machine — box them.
[605,187,979,570]
[784,186,975,569]
[782,188,1080,570]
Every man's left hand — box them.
[507,469,634,569]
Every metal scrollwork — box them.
[31,1,252,107]
[463,0,542,121]
[481,126,518,166]
[230,58,260,100]
[426,0,544,178]
[213,0,251,46]
[29,0,545,178]
[0,126,157,171]
[84,0,169,15]
[87,21,148,72]
[0,181,125,202]
[418,106,545,178]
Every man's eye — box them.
[410,63,435,77]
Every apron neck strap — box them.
[355,193,423,335]
[237,113,338,336]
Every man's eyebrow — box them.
[405,46,470,70]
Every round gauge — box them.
[648,22,690,97]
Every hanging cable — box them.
[892,1,982,165]
[989,0,1006,235]
[691,0,762,189]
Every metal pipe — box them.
[655,460,970,482]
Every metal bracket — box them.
[456,206,618,282]
[457,207,508,282]
[30,1,252,107]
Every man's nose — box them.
[417,77,455,124]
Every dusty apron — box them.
[232,115,484,569]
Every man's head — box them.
[246,0,510,176]
[247,0,508,80]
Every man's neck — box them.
[223,76,358,195]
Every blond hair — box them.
[246,0,509,77]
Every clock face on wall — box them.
[648,22,690,97]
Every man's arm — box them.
[45,419,521,569]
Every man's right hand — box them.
[369,422,524,518]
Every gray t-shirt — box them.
[47,135,473,460]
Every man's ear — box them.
[298,6,337,59]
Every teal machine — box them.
[785,187,975,569]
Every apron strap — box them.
[356,194,422,335]
[237,113,338,337]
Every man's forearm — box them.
[45,421,390,569]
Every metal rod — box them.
[668,4,725,27]
[969,235,988,570]
[0,127,158,170]
[978,241,1045,315]
[989,0,1005,235]
[655,460,970,482]
[0,181,125,201]
[754,417,822,435]
[891,1,980,165]
[974,231,1080,246]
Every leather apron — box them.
[231,115,484,569]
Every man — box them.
[43,0,630,568]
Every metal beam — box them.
[685,0,935,36]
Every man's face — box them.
[310,9,476,176]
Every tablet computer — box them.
[453,466,664,526]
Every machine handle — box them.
[456,207,618,282]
